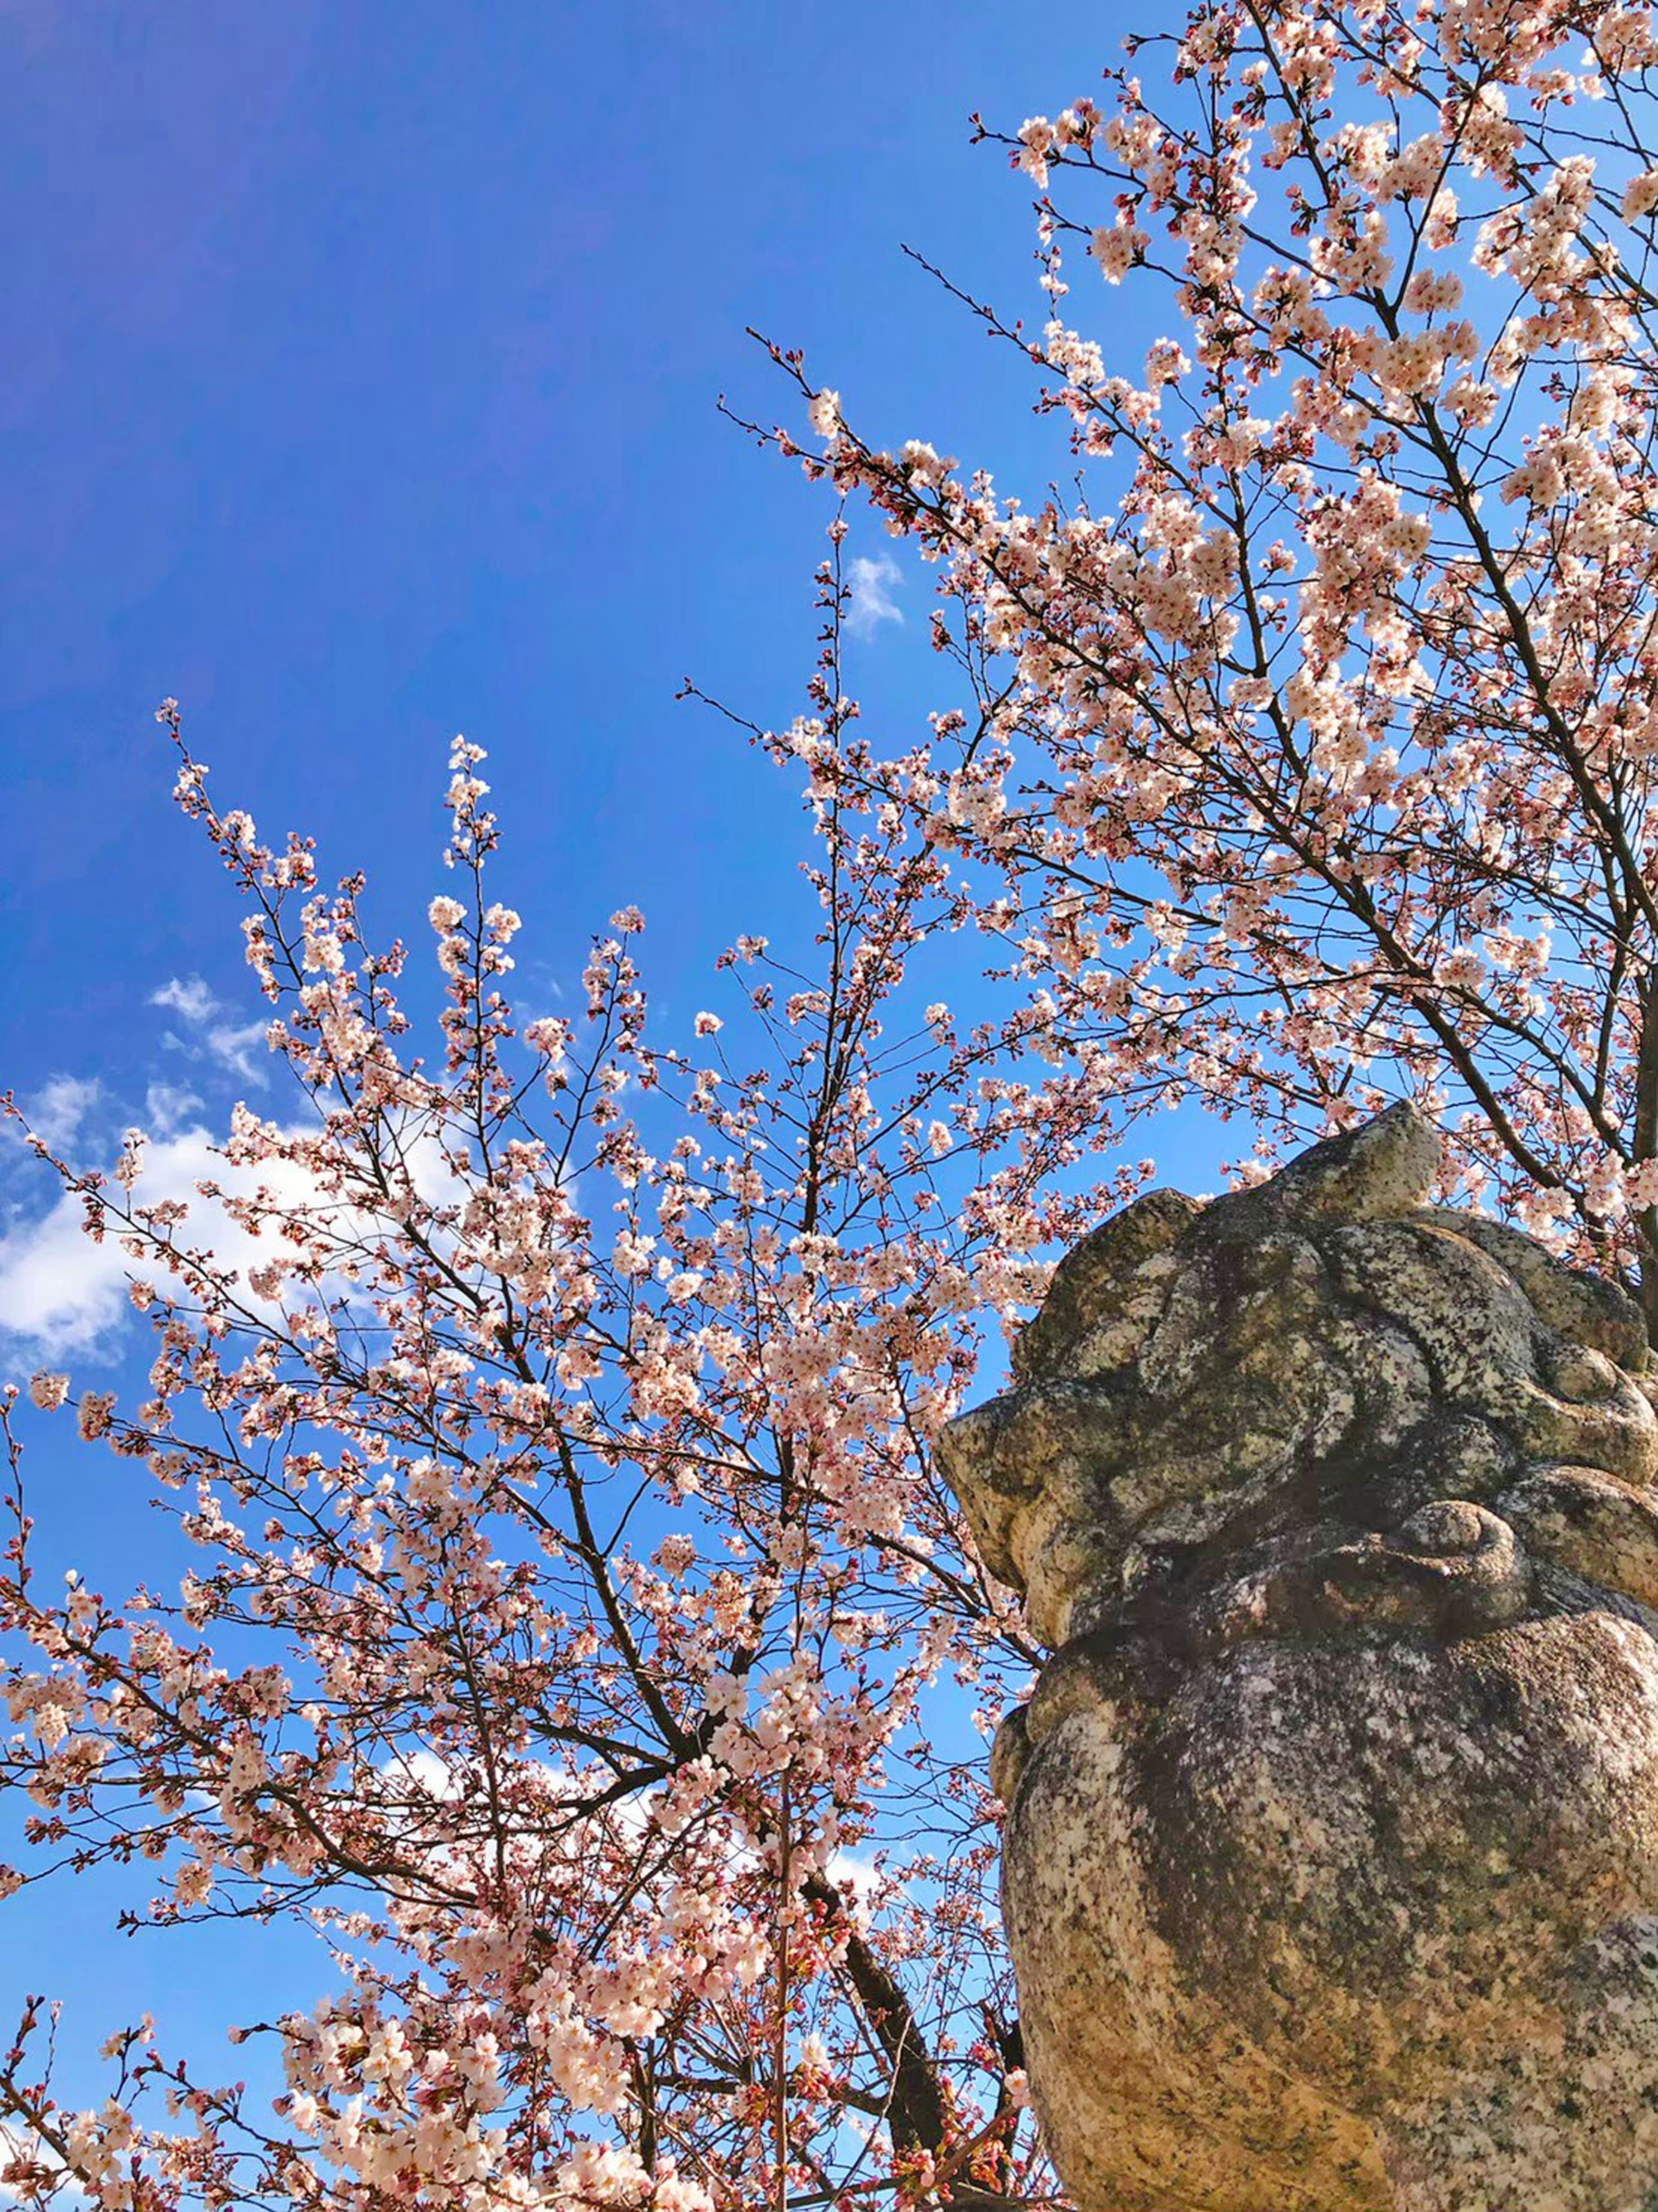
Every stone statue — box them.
[937,1104,1658,2211]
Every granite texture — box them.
[938,1106,1658,2210]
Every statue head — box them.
[938,1100,1655,1656]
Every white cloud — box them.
[845,554,904,639]
[150,975,269,1089]
[150,974,216,1024]
[144,1081,203,1137]
[0,1125,266,1355]
[825,1848,880,1902]
[0,1116,471,1362]
[19,1075,101,1153]
[199,1019,269,1084]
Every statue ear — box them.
[1013,1187,1203,1384]
[1214,1101,1443,1232]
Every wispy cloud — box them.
[0,1124,258,1354]
[150,975,217,1024]
[144,1081,204,1137]
[0,1116,469,1362]
[19,1074,102,1152]
[150,974,269,1088]
[845,554,904,639]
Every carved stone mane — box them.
[939,1106,1658,2212]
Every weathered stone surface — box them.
[936,1104,1658,2210]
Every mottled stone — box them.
[937,1105,1658,2211]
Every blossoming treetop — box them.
[760,0,1658,1328]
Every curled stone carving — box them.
[937,1105,1658,2211]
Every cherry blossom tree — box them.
[0,610,1120,2209]
[11,3,1658,2207]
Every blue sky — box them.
[0,0,1187,2128]
[0,0,1201,1367]
[0,1,1168,1095]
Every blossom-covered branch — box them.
[759,0,1658,1337]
